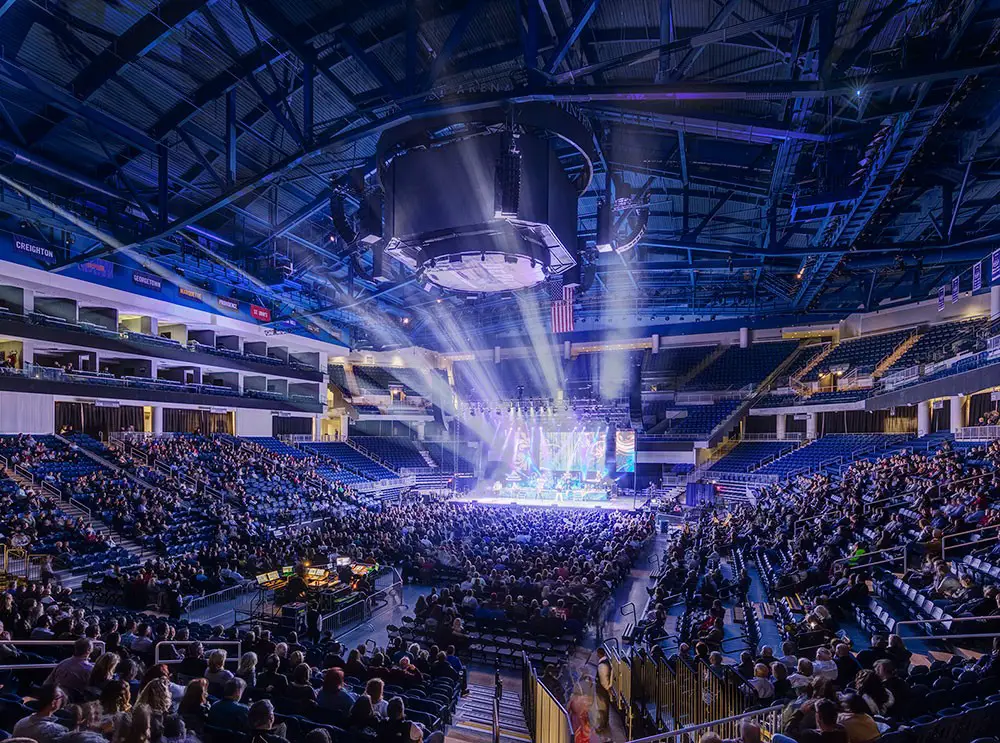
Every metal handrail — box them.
[941,523,1000,558]
[893,614,1000,629]
[624,704,785,743]
[0,640,106,671]
[153,640,241,666]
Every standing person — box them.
[567,677,594,743]
[595,648,613,740]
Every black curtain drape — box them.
[968,392,997,425]
[744,415,777,434]
[54,402,143,439]
[818,408,916,435]
[163,409,232,434]
[272,416,311,436]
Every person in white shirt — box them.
[748,664,774,701]
[812,647,839,682]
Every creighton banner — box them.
[13,234,55,264]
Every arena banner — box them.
[132,270,162,291]
[250,304,271,321]
[974,261,983,291]
[217,297,239,311]
[952,276,960,303]
[938,285,945,311]
[179,286,203,301]
[992,249,1000,282]
[78,258,114,279]
[615,429,635,473]
[13,234,56,264]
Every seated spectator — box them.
[366,678,388,719]
[13,684,70,743]
[178,679,210,736]
[249,699,288,743]
[206,678,249,732]
[97,680,132,736]
[885,636,911,672]
[237,652,258,688]
[748,663,775,701]
[873,660,908,718]
[837,693,881,743]
[45,638,94,696]
[377,697,444,743]
[316,668,355,715]
[813,648,838,683]
[257,654,289,698]
[204,649,234,694]
[177,643,207,681]
[347,695,379,738]
[834,644,861,689]
[285,663,317,704]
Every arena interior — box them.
[2,1,1000,742]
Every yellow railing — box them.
[521,653,572,743]
[607,647,755,739]
[1,544,50,583]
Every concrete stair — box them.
[3,461,147,591]
[792,342,835,384]
[874,332,920,377]
[447,684,530,743]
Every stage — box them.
[454,479,642,511]
[451,493,640,511]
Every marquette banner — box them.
[974,262,983,292]
[78,258,113,279]
[179,286,203,301]
[132,270,162,292]
[952,276,960,304]
[13,234,55,264]
[615,429,636,473]
[218,297,239,311]
[250,304,271,322]
[992,249,1000,282]
[938,286,945,311]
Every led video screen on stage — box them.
[615,429,635,473]
[497,418,606,478]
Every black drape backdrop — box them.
[55,402,143,439]
[163,409,232,434]
[968,392,997,424]
[272,416,311,436]
[818,407,916,435]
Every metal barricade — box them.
[183,582,256,619]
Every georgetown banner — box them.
[132,270,163,291]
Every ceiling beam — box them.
[554,0,837,82]
[547,0,601,73]
[429,0,489,83]
[22,0,211,147]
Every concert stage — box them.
[455,479,641,511]
[452,493,638,511]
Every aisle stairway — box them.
[1,466,146,590]
[446,683,530,743]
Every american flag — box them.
[550,282,575,334]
